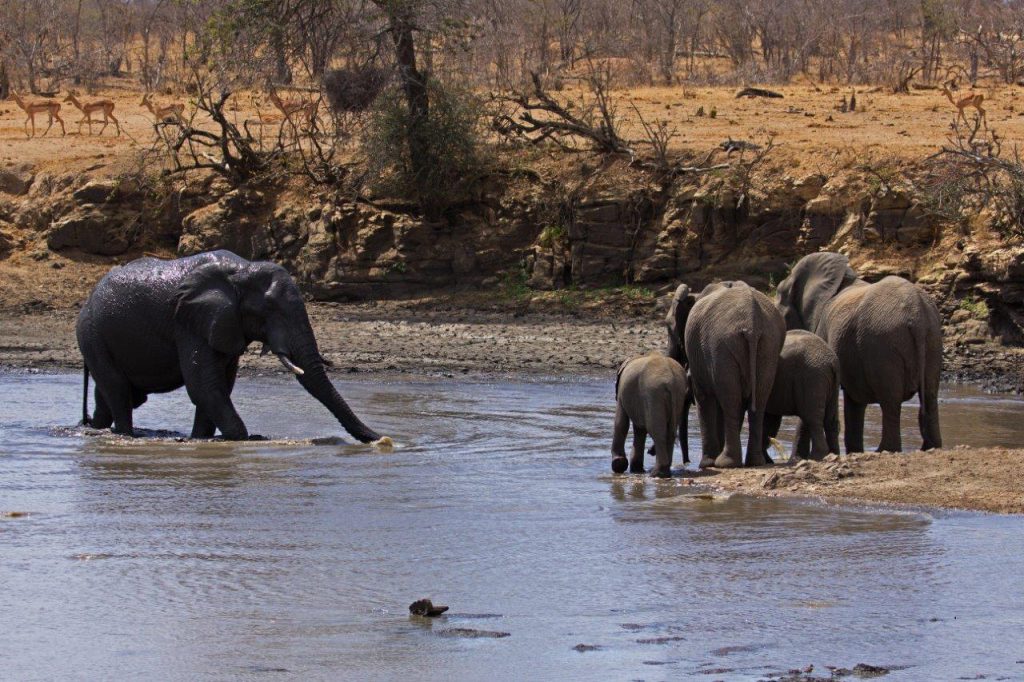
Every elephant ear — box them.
[666,284,693,364]
[794,252,857,332]
[615,358,632,399]
[173,261,247,355]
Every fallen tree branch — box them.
[736,87,783,99]
[494,71,633,155]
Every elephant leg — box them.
[825,394,841,455]
[88,360,134,436]
[179,343,248,440]
[805,419,828,460]
[793,421,810,460]
[877,399,903,452]
[744,407,767,467]
[843,394,866,454]
[611,403,630,474]
[919,389,942,451]
[90,387,113,429]
[678,407,690,464]
[696,398,720,469]
[763,412,782,459]
[649,407,674,479]
[714,402,744,469]
[191,409,217,439]
[629,425,648,474]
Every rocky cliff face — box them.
[1,160,1021,344]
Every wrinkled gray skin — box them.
[76,250,381,442]
[671,281,785,468]
[763,330,840,460]
[611,354,690,478]
[776,252,942,453]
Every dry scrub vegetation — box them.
[3,1,1024,191]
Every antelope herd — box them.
[2,88,319,139]
[0,82,999,141]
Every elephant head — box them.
[666,284,695,364]
[666,281,743,364]
[776,252,858,332]
[173,259,381,443]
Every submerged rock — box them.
[435,628,509,639]
[409,599,449,617]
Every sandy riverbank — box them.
[696,448,1024,514]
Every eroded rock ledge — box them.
[1,159,1022,347]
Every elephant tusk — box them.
[277,354,305,376]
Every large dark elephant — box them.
[776,252,942,453]
[77,250,382,442]
[763,330,840,460]
[669,281,785,468]
[611,354,691,478]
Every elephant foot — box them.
[611,456,629,474]
[247,434,268,441]
[628,460,645,474]
[698,456,717,470]
[713,454,742,468]
[649,466,672,479]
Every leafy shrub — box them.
[363,79,486,215]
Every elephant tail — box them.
[745,330,759,409]
[81,365,90,426]
[913,323,930,416]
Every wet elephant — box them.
[77,250,382,442]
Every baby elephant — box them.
[612,354,691,478]
[763,330,841,460]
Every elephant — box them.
[76,250,382,442]
[763,330,840,460]
[611,354,691,478]
[776,252,942,453]
[669,281,786,468]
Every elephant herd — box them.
[74,248,942,477]
[613,252,943,477]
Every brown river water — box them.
[2,372,1024,680]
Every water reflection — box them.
[0,373,1022,681]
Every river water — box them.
[2,373,1023,681]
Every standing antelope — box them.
[63,93,121,136]
[942,81,987,127]
[268,90,318,129]
[140,92,185,125]
[10,90,66,138]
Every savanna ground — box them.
[2,82,1023,514]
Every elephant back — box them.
[684,283,785,406]
[825,275,942,403]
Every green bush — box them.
[363,80,485,215]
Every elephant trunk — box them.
[289,335,381,443]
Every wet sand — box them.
[702,448,1024,514]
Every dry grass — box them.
[4,83,1023,178]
